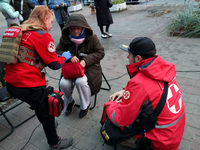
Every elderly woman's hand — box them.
[71,56,79,62]
[80,60,86,68]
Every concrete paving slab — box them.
[0,1,200,150]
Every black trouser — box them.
[6,83,59,145]
[99,25,110,34]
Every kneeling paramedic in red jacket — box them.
[4,5,73,149]
[101,37,185,150]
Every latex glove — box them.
[57,54,61,57]
[62,51,71,61]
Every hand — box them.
[61,2,65,7]
[57,54,61,57]
[115,99,122,104]
[109,90,125,102]
[80,60,86,68]
[18,14,24,22]
[71,56,79,62]
[62,51,71,61]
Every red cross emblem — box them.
[123,91,130,100]
[166,84,183,114]
[48,42,55,52]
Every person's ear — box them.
[135,55,143,62]
[44,17,48,22]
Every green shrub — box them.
[112,0,125,5]
[168,6,200,38]
[71,2,76,6]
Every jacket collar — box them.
[126,56,156,78]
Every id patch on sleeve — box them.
[121,90,131,104]
[48,41,55,52]
[123,90,131,100]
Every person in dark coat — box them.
[10,0,35,24]
[94,0,113,38]
[48,0,71,30]
[57,14,105,118]
[31,0,46,6]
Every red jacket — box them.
[103,55,185,150]
[5,30,66,87]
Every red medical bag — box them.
[48,90,64,117]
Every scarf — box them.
[69,28,86,45]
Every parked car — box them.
[83,0,94,5]
[126,0,139,4]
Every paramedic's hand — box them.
[80,60,86,68]
[109,90,125,103]
[62,51,71,61]
[71,56,79,62]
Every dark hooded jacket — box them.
[56,14,105,95]
[94,0,113,26]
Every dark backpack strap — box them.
[148,82,168,123]
[120,82,169,138]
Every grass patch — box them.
[168,5,200,38]
[112,0,125,5]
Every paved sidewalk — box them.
[0,1,200,150]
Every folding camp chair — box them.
[0,65,36,142]
[59,72,111,110]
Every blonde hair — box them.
[23,5,53,28]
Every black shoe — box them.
[79,103,91,118]
[65,100,75,116]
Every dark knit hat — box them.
[120,37,156,58]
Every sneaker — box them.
[49,137,73,150]
[104,32,112,37]
[79,103,91,118]
[65,100,75,116]
[101,34,108,38]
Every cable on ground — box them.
[20,123,41,150]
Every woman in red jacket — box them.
[4,5,73,149]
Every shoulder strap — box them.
[148,82,168,123]
[20,24,44,32]
[120,82,168,138]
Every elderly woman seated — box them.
[57,14,105,118]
